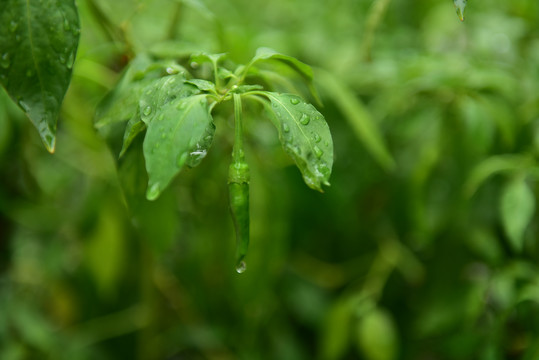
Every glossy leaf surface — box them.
[0,0,80,152]
[143,94,215,200]
[260,92,333,191]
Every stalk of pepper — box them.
[229,93,250,272]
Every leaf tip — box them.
[146,182,161,201]
[43,134,56,153]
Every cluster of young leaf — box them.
[94,48,333,264]
[0,0,80,152]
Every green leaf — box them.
[139,75,199,123]
[190,52,226,67]
[464,154,534,197]
[0,0,80,152]
[258,91,333,191]
[249,47,321,103]
[316,70,396,172]
[143,94,215,200]
[500,176,535,252]
[119,111,146,158]
[251,47,313,81]
[320,300,354,360]
[454,0,467,21]
[185,79,217,93]
[94,55,186,130]
[356,307,399,360]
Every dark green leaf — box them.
[258,91,333,191]
[119,111,146,158]
[143,94,215,200]
[500,176,535,252]
[0,0,80,152]
[94,56,186,130]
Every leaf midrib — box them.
[25,0,47,121]
[267,93,320,162]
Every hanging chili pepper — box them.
[229,94,250,272]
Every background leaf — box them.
[500,176,536,252]
[356,307,399,360]
[259,91,333,191]
[0,0,80,152]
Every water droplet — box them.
[59,54,66,64]
[236,261,247,274]
[166,67,177,74]
[9,21,18,32]
[313,146,323,158]
[299,114,310,125]
[177,152,188,167]
[0,53,10,69]
[147,183,161,200]
[18,99,30,112]
[282,123,290,133]
[290,98,300,105]
[318,163,331,176]
[190,61,199,69]
[143,106,152,116]
[145,89,152,95]
[189,149,207,166]
[176,102,186,110]
[66,51,75,69]
[324,140,329,147]
[312,132,321,143]
[63,18,70,31]
[204,135,212,142]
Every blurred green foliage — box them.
[1,0,539,359]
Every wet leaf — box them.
[0,0,80,152]
[454,0,467,21]
[94,55,185,130]
[500,176,535,252]
[259,92,333,191]
[143,94,215,200]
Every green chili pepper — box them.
[229,94,250,272]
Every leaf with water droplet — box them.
[143,94,215,200]
[0,0,80,152]
[454,0,467,21]
[138,75,199,124]
[95,56,188,132]
[257,92,333,191]
[185,79,216,93]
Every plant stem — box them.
[232,94,244,164]
[361,0,392,61]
